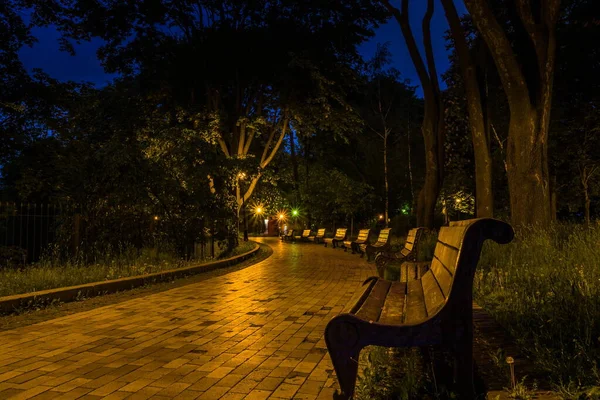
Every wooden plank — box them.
[433,241,460,274]
[404,279,427,324]
[438,226,467,248]
[430,259,453,298]
[421,270,446,317]
[379,282,407,325]
[355,280,392,322]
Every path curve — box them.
[0,238,376,400]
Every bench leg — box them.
[325,318,362,400]
[365,248,373,262]
[445,320,474,399]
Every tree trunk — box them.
[416,114,441,228]
[383,133,389,226]
[584,184,591,226]
[506,111,551,226]
[289,129,299,198]
[581,168,591,226]
[464,0,559,228]
[442,0,493,218]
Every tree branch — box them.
[217,136,230,158]
[380,0,434,100]
[260,117,289,169]
[423,0,441,99]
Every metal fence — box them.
[0,202,236,265]
[0,202,72,264]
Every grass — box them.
[0,241,256,298]
[475,222,600,395]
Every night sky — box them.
[18,1,467,98]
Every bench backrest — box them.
[285,230,294,237]
[420,218,513,318]
[374,228,392,245]
[316,228,326,238]
[334,228,347,240]
[356,229,370,241]
[400,227,425,258]
[302,229,311,237]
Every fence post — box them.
[71,213,81,256]
[211,220,215,258]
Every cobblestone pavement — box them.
[0,238,376,399]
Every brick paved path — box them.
[0,238,376,400]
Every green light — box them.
[292,209,299,216]
[401,208,408,215]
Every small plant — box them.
[506,376,537,400]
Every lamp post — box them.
[237,172,248,242]
[255,206,264,235]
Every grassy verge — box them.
[475,223,600,397]
[0,241,256,298]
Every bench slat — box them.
[433,240,460,274]
[430,259,453,298]
[421,270,446,317]
[355,280,392,322]
[404,279,427,324]
[379,281,407,325]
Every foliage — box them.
[475,223,600,390]
[0,239,254,298]
[355,346,425,400]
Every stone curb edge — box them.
[0,243,260,315]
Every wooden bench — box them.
[293,229,311,242]
[374,227,426,277]
[324,218,514,400]
[323,228,347,248]
[281,229,294,242]
[342,229,371,254]
[359,228,392,261]
[308,228,326,244]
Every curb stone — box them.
[0,243,259,315]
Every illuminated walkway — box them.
[0,238,376,399]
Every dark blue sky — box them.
[19,1,467,98]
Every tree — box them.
[361,44,419,226]
[441,0,493,218]
[381,0,445,228]
[463,0,561,227]
[65,0,387,230]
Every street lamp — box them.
[237,172,248,241]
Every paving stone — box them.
[0,238,376,398]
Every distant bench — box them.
[374,227,426,277]
[294,229,311,242]
[359,228,391,261]
[324,218,514,399]
[281,230,294,242]
[342,229,370,254]
[324,228,347,248]
[308,228,326,244]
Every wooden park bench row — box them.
[324,218,514,399]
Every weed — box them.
[475,223,600,390]
[0,241,255,298]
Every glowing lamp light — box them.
[256,207,262,214]
[292,209,299,217]
[379,214,384,220]
[279,214,284,220]
[455,198,462,204]
[153,216,159,221]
